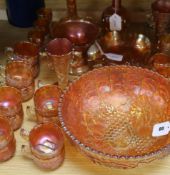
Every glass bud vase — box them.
[101,0,128,32]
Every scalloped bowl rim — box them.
[58,65,170,160]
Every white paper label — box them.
[46,102,53,110]
[152,122,170,137]
[109,13,122,31]
[105,53,123,62]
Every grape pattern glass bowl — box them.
[59,65,170,169]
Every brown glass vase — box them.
[101,0,128,32]
[152,0,170,38]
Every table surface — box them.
[0,20,170,175]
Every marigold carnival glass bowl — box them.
[58,65,170,169]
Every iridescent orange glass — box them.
[59,65,170,168]
[37,8,52,24]
[5,41,40,78]
[28,85,62,124]
[34,18,50,35]
[149,53,170,78]
[21,123,65,170]
[0,116,16,161]
[5,61,35,102]
[46,38,72,90]
[28,29,45,47]
[0,86,23,130]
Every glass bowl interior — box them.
[59,65,170,168]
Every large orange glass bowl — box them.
[58,66,170,169]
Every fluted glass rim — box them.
[58,65,170,160]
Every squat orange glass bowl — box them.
[58,65,170,169]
